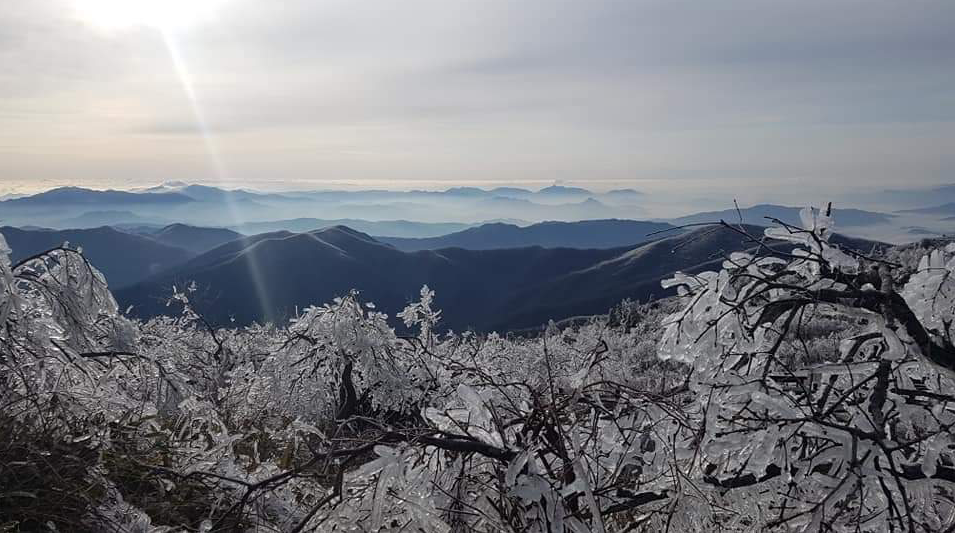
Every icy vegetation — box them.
[2,208,955,531]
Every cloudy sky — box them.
[1,0,953,197]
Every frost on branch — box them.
[902,242,955,351]
[0,233,16,327]
[6,209,955,532]
[0,233,691,531]
[398,284,442,343]
[658,206,955,531]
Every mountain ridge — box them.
[380,219,675,251]
[0,226,194,288]
[114,223,884,332]
[3,187,194,206]
[149,224,245,254]
[668,204,894,228]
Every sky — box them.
[1,0,953,198]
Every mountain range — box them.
[55,210,172,229]
[851,183,955,210]
[4,183,617,207]
[231,218,474,239]
[3,187,193,206]
[0,223,249,288]
[2,182,941,334]
[3,184,924,244]
[114,225,634,330]
[0,184,645,229]
[899,203,955,217]
[667,204,894,228]
[380,219,674,251]
[149,224,244,254]
[114,223,881,332]
[0,219,680,293]
[0,226,194,288]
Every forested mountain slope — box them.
[379,219,674,251]
[1,186,193,206]
[0,226,194,288]
[899,202,955,216]
[669,204,894,227]
[232,218,472,238]
[149,224,245,254]
[115,223,882,331]
[115,226,625,330]
[496,224,880,329]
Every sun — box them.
[73,0,227,31]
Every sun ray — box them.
[160,29,274,324]
[160,31,226,183]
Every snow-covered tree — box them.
[658,207,955,531]
[2,205,955,531]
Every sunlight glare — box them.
[74,0,227,30]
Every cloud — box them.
[1,0,953,195]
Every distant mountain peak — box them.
[151,223,244,254]
[489,187,532,196]
[379,219,675,252]
[157,222,196,232]
[5,186,193,205]
[670,204,894,228]
[310,225,383,245]
[897,202,955,215]
[538,185,593,195]
[1,225,193,288]
[443,187,490,196]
